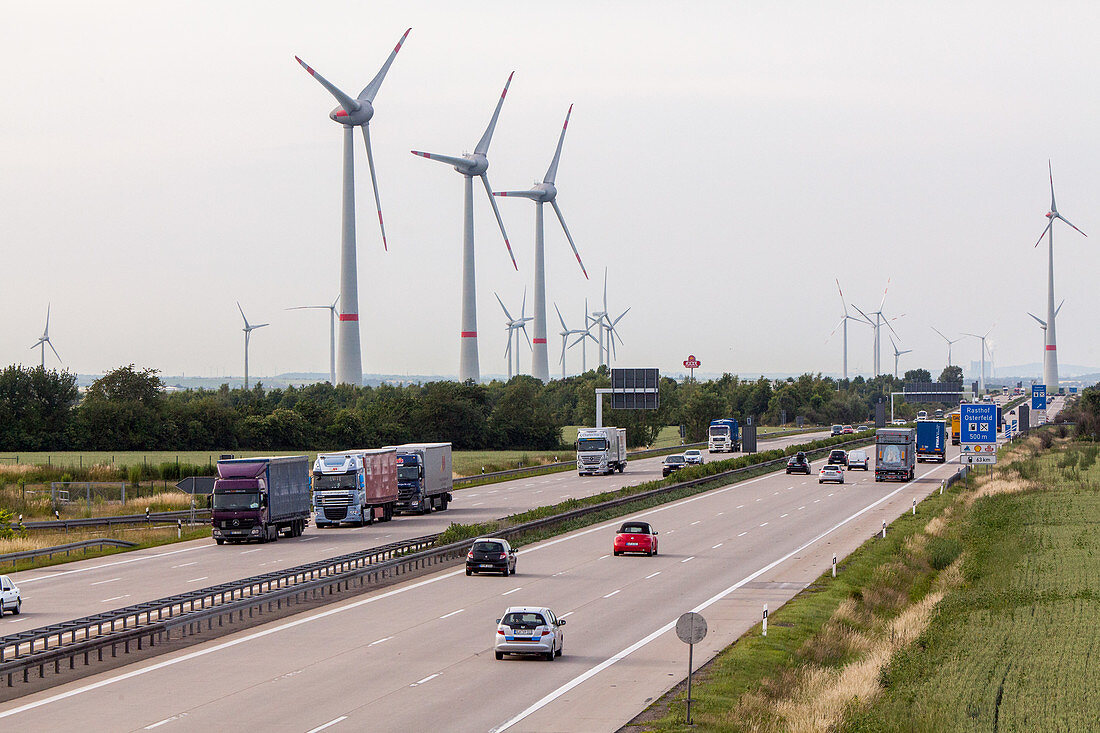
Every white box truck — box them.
[576,427,627,475]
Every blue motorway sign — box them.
[1031,384,1047,411]
[960,403,998,444]
[1069,386,1079,395]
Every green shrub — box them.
[926,535,962,571]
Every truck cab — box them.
[312,449,397,527]
[707,419,740,453]
[212,456,310,544]
[576,427,627,475]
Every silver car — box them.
[0,575,21,616]
[495,606,565,661]
[683,449,705,465]
[818,464,844,484]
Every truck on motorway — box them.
[212,456,311,544]
[576,427,627,475]
[950,412,961,445]
[312,448,398,527]
[388,443,453,514]
[875,428,916,482]
[707,419,741,453]
[915,419,947,463]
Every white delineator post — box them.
[832,554,837,577]
[762,603,768,636]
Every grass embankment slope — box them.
[633,431,1100,732]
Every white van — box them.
[847,449,870,470]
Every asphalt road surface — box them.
[0,434,973,732]
[5,430,829,632]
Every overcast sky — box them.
[3,1,1098,382]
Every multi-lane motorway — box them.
[4,430,827,632]
[0,427,981,732]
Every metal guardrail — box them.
[6,509,211,533]
[0,433,857,693]
[0,540,138,569]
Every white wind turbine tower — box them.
[555,303,592,378]
[237,302,269,390]
[827,279,869,380]
[30,304,61,369]
[852,280,902,376]
[931,327,962,369]
[567,298,600,374]
[495,290,532,380]
[589,269,628,366]
[494,105,589,382]
[295,28,411,387]
[963,326,994,394]
[412,73,519,383]
[890,336,912,379]
[287,295,340,384]
[1033,162,1087,393]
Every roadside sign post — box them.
[1031,385,1047,426]
[960,402,998,466]
[682,355,701,381]
[676,612,708,725]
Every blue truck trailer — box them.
[915,419,947,463]
[212,456,311,544]
[707,419,741,453]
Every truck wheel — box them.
[422,499,432,514]
[439,496,449,511]
[618,463,625,473]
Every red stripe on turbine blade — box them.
[339,314,359,321]
[1046,345,1057,350]
[533,339,547,344]
[460,331,477,337]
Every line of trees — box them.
[0,363,967,453]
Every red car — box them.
[613,521,658,556]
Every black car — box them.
[466,538,517,576]
[662,454,688,477]
[786,452,811,474]
[828,449,848,467]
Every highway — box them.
[4,430,828,632]
[0,435,968,732]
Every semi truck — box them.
[312,448,398,527]
[388,443,453,514]
[212,456,311,544]
[875,428,916,482]
[576,427,627,475]
[950,412,961,445]
[707,419,741,453]
[915,419,947,463]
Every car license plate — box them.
[480,564,493,568]
[627,542,638,546]
[513,630,532,636]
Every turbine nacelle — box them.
[329,101,374,126]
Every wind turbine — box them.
[931,327,962,369]
[890,336,912,379]
[412,73,519,383]
[494,105,589,382]
[1033,161,1087,393]
[30,304,61,369]
[287,295,340,384]
[827,279,869,379]
[567,298,599,374]
[852,280,902,376]
[237,302,269,390]
[495,291,532,380]
[963,326,994,394]
[295,28,411,387]
[588,269,628,366]
[1027,299,1064,332]
[555,304,592,379]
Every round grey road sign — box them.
[676,612,708,644]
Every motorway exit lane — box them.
[5,431,828,632]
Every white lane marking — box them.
[16,544,208,584]
[755,498,762,502]
[828,493,834,497]
[466,494,479,498]
[186,577,208,583]
[410,674,439,687]
[90,578,120,586]
[299,536,317,542]
[144,712,188,729]
[534,490,543,494]
[472,502,484,506]
[787,486,794,490]
[798,506,806,510]
[666,530,674,534]
[439,609,464,619]
[813,499,821,503]
[645,572,661,579]
[737,531,748,537]
[240,549,262,555]
[759,522,768,527]
[501,588,523,596]
[773,491,779,495]
[603,590,620,598]
[559,611,574,619]
[100,595,130,603]
[598,554,610,560]
[488,462,944,733]
[368,637,392,647]
[170,562,197,569]
[487,490,499,494]
[690,521,701,526]
[681,557,695,563]
[305,716,347,733]
[716,512,724,516]
[780,513,789,518]
[712,543,723,549]
[736,505,744,509]
[0,459,841,719]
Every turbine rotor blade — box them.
[358,27,411,103]
[544,104,572,185]
[835,278,848,316]
[1055,299,1065,317]
[361,125,388,250]
[410,150,469,168]
[1055,213,1087,238]
[492,190,541,200]
[1027,312,1046,327]
[851,304,874,325]
[494,292,513,321]
[48,340,61,364]
[1034,219,1053,248]
[551,200,588,279]
[931,325,949,342]
[475,71,514,156]
[877,277,891,313]
[1049,159,1056,211]
[295,57,360,114]
[555,303,568,332]
[237,301,250,328]
[480,174,518,270]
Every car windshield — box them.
[789,456,804,463]
[578,438,608,451]
[213,493,260,511]
[666,456,685,463]
[823,465,839,471]
[502,612,545,628]
[620,524,649,534]
[685,451,699,456]
[473,542,504,553]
